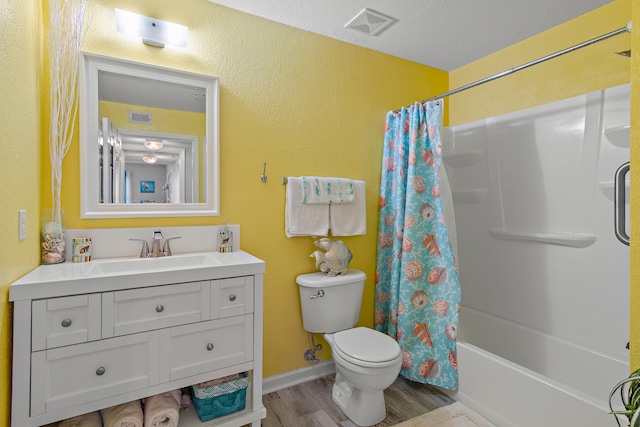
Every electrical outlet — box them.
[18,210,26,241]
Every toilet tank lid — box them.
[296,269,366,287]
[334,327,401,363]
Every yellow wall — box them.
[64,0,448,377]
[2,1,636,425]
[0,0,43,425]
[99,101,205,137]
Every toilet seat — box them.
[333,327,401,368]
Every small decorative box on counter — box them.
[218,221,233,253]
[72,237,92,263]
[190,373,248,422]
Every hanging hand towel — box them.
[143,391,181,427]
[285,177,330,237]
[330,180,366,236]
[101,400,143,427]
[301,176,355,204]
[58,411,102,427]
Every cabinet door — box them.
[32,294,101,351]
[159,314,253,382]
[30,331,159,416]
[211,276,254,319]
[102,281,210,337]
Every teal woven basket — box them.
[191,376,249,422]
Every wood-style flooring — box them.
[260,373,455,427]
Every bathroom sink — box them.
[87,252,221,275]
[9,249,265,301]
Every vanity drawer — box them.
[159,314,253,382]
[32,294,101,351]
[212,276,254,319]
[102,281,210,337]
[30,331,159,416]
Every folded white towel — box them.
[285,177,330,237]
[102,400,143,427]
[330,180,366,236]
[301,176,354,204]
[143,391,181,427]
[58,411,102,427]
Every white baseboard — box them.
[262,361,336,395]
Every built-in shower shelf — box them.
[604,125,630,147]
[443,150,485,168]
[489,228,596,248]
[452,189,487,203]
[599,181,630,201]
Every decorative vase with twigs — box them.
[42,0,88,264]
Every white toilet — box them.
[297,269,402,426]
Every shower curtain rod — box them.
[395,22,632,112]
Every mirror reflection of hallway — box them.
[99,120,200,204]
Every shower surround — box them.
[444,84,630,427]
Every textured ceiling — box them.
[206,0,613,71]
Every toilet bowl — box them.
[297,270,402,426]
[325,328,402,426]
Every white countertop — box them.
[10,250,265,301]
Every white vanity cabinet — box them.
[10,251,266,427]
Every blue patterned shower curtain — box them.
[375,101,461,390]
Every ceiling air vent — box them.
[345,8,397,36]
[129,111,152,124]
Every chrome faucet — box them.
[150,230,164,256]
[130,229,181,258]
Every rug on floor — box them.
[394,402,496,427]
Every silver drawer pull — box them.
[61,318,72,328]
[310,290,325,299]
[156,305,164,313]
[229,294,236,302]
[96,367,105,376]
[207,343,214,351]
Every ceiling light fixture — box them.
[115,8,188,48]
[142,156,158,164]
[144,140,164,150]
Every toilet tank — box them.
[296,269,366,333]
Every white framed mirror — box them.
[80,53,219,218]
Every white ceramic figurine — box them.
[310,238,353,276]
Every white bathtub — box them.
[450,341,621,427]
